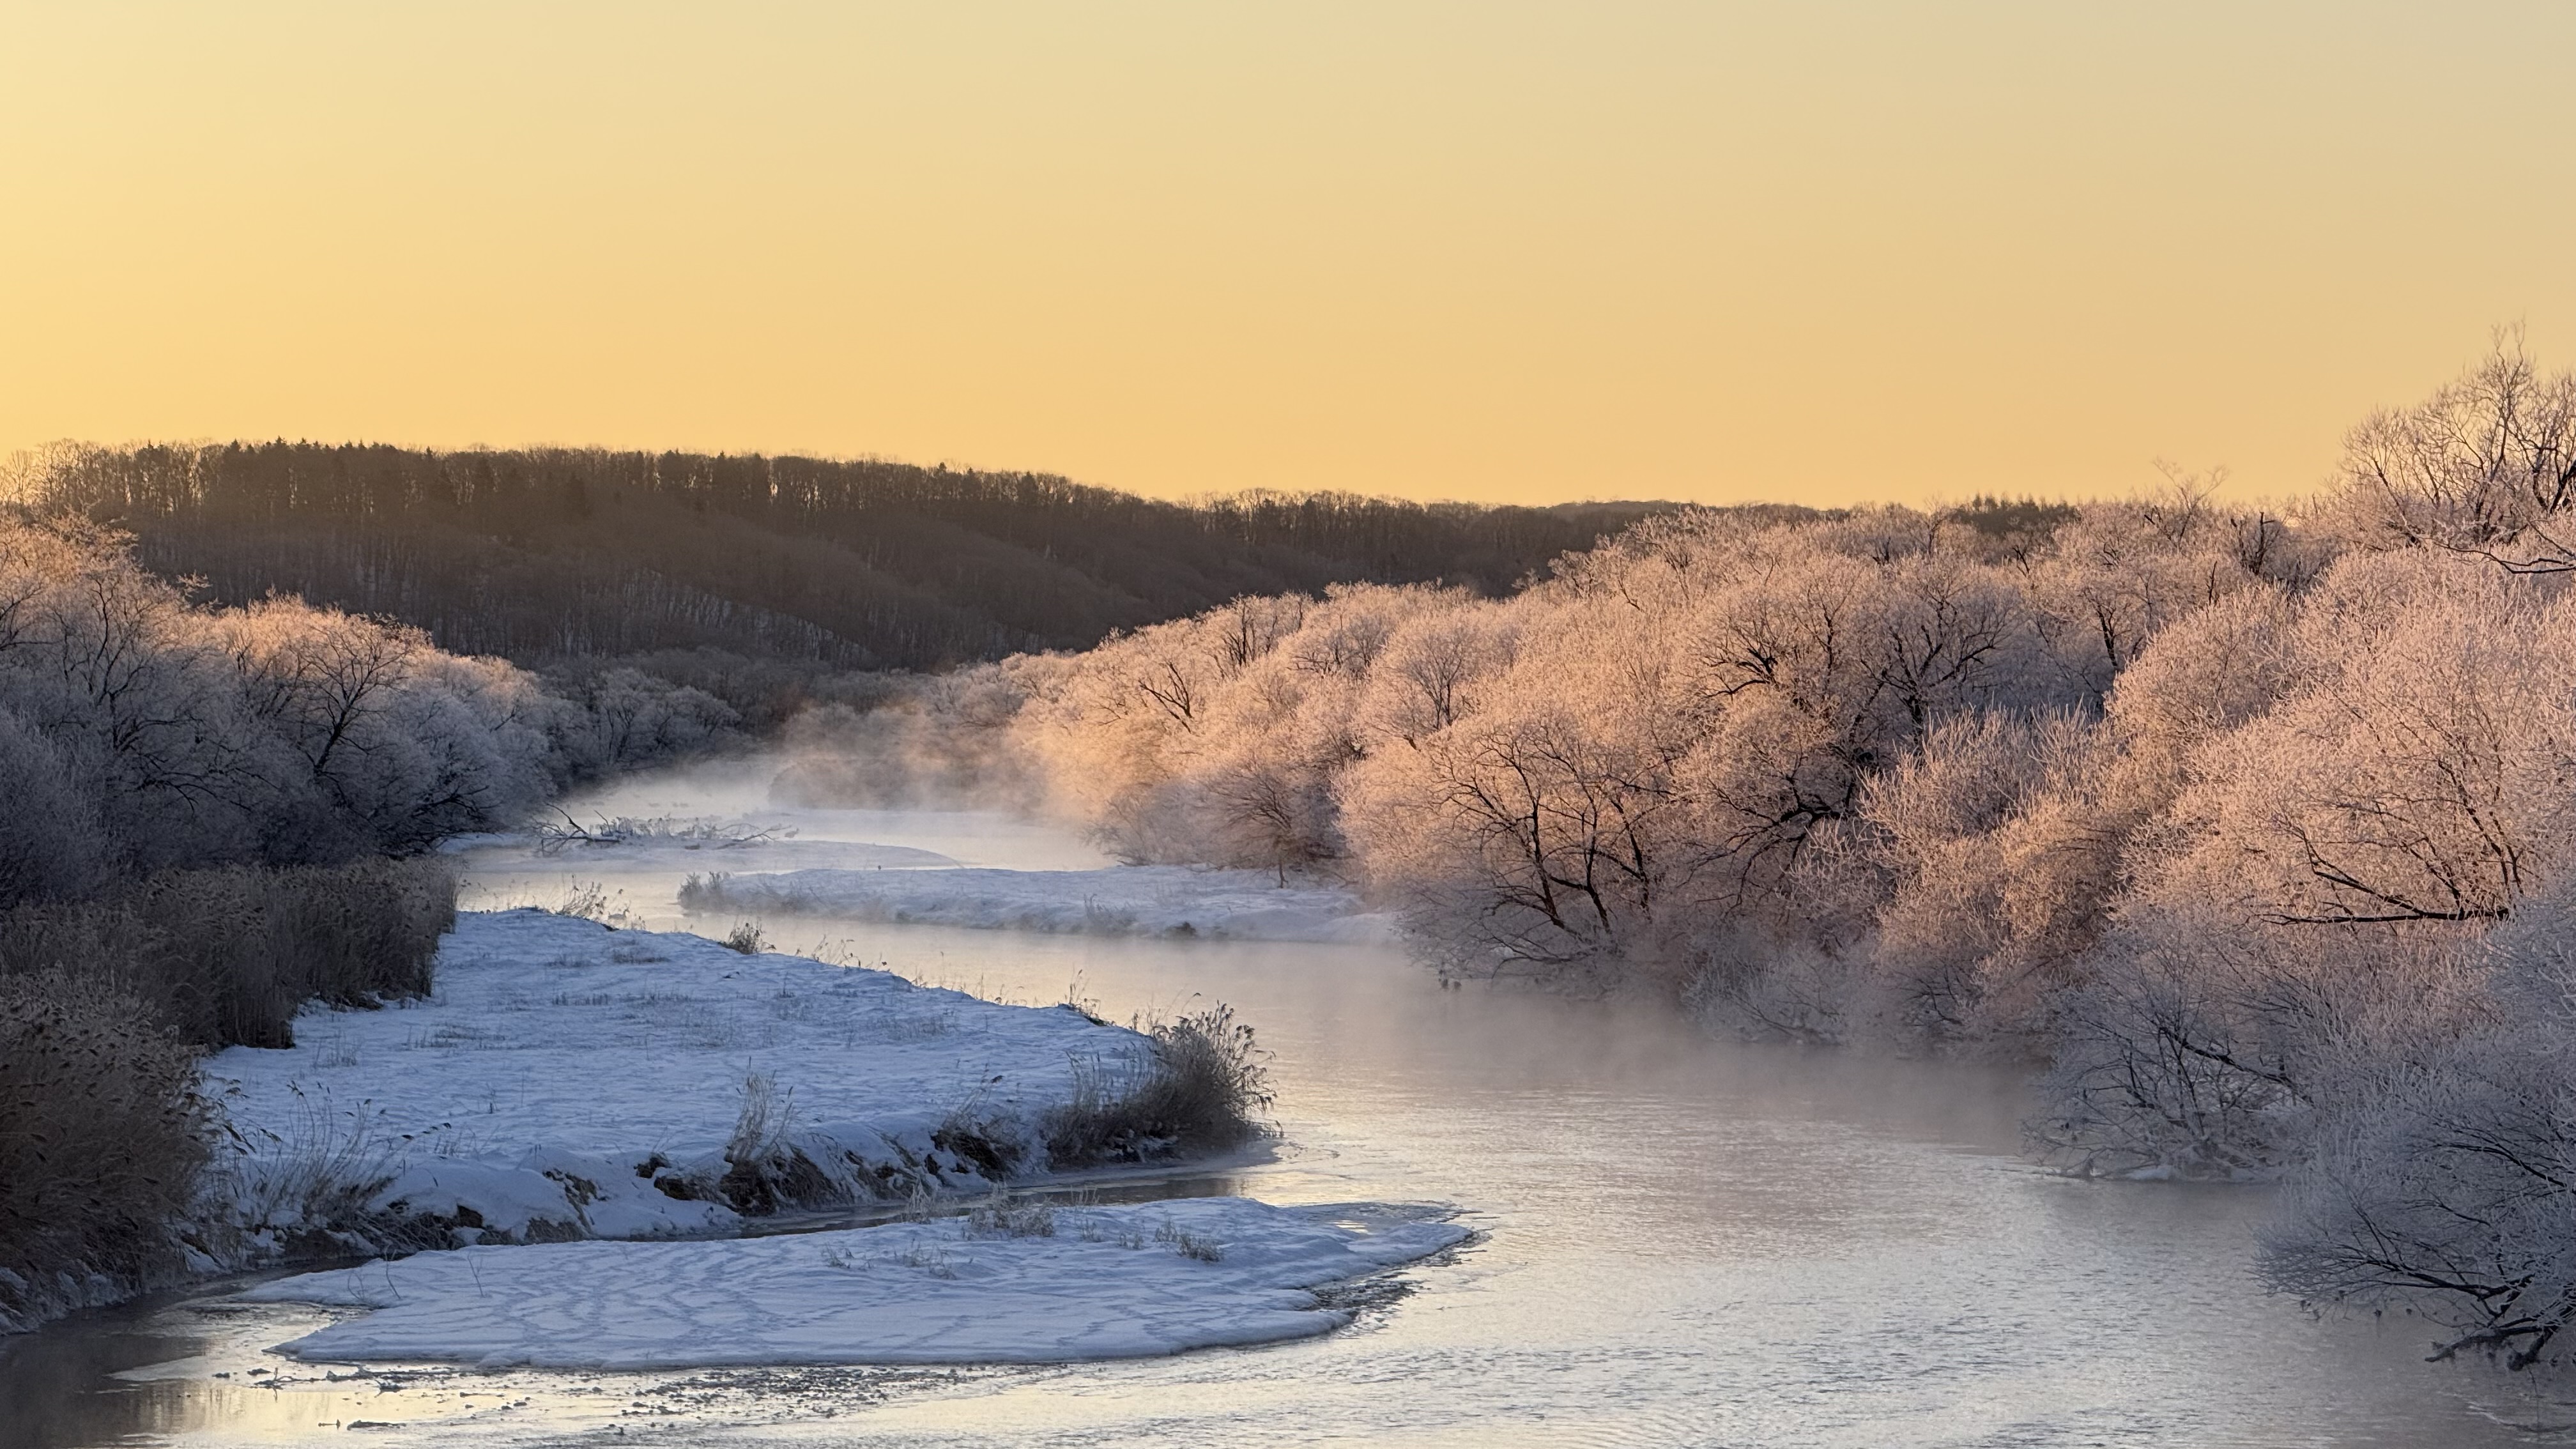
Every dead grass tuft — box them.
[1043,1002,1274,1170]
[966,1191,1056,1239]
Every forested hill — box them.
[17,443,1684,671]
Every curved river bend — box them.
[6,765,2574,1447]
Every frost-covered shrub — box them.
[2264,1028,2576,1369]
[221,598,557,855]
[543,664,740,781]
[715,1071,843,1215]
[987,586,1445,870]
[966,1191,1057,1239]
[2031,549,2576,1176]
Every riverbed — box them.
[6,762,2575,1446]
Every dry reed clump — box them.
[1043,1003,1274,1170]
[716,1072,840,1215]
[675,871,724,912]
[1154,1215,1225,1262]
[0,971,210,1332]
[0,858,459,1331]
[965,1190,1056,1239]
[0,857,457,1050]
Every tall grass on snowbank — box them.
[0,972,210,1332]
[0,858,456,1050]
[700,1000,1276,1218]
[0,859,459,1332]
[1045,1005,1274,1170]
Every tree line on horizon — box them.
[6,442,1692,680]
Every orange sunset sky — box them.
[3,3,2570,507]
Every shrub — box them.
[0,972,210,1332]
[1043,1004,1273,1170]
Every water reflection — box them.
[0,1296,447,1447]
[0,1289,995,1447]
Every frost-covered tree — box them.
[2263,882,2576,1368]
[0,517,560,893]
[2036,551,2576,1176]
[2332,333,2576,572]
[0,703,108,905]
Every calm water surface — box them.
[7,763,2574,1447]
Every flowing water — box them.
[9,762,2576,1447]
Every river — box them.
[6,761,2573,1447]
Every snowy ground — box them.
[687,864,1397,944]
[445,829,962,874]
[201,910,1153,1252]
[240,1199,1468,1368]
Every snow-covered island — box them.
[201,910,1464,1367]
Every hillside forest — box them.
[9,443,1676,694]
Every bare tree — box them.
[2338,332,2576,572]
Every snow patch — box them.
[453,824,958,871]
[242,1199,1468,1368]
[689,864,1397,944]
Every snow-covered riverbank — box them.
[201,910,1154,1253]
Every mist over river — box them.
[6,760,2573,1448]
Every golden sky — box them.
[3,3,2570,507]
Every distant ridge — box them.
[19,441,1697,672]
